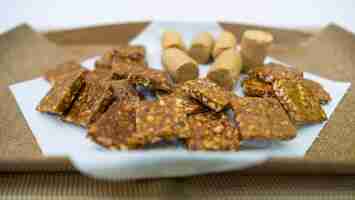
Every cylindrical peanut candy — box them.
[240,30,273,72]
[189,32,214,64]
[212,31,237,59]
[161,31,186,51]
[207,48,242,90]
[162,48,199,83]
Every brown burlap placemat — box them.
[0,24,72,158]
[1,173,354,199]
[1,22,355,198]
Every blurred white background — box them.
[1,0,354,33]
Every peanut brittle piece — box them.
[248,63,303,83]
[44,60,84,84]
[181,79,231,112]
[112,62,174,92]
[90,68,118,82]
[273,79,327,125]
[135,97,190,144]
[109,80,142,102]
[186,112,240,151]
[63,74,114,127]
[300,79,331,105]
[171,86,207,114]
[95,45,147,70]
[128,68,173,92]
[231,97,296,140]
[88,100,141,150]
[37,70,86,115]
[113,45,146,65]
[159,90,206,115]
[111,62,143,79]
[242,78,274,97]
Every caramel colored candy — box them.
[36,70,86,116]
[189,32,214,64]
[95,45,147,70]
[207,48,242,90]
[109,80,141,102]
[88,100,141,150]
[63,73,114,127]
[161,31,186,51]
[162,48,199,83]
[231,97,296,140]
[242,78,274,97]
[273,79,327,125]
[186,112,240,151]
[248,63,303,83]
[112,62,174,92]
[135,97,191,144]
[212,31,237,58]
[88,81,141,149]
[62,81,113,127]
[241,30,273,72]
[300,79,331,105]
[159,88,206,115]
[181,79,231,112]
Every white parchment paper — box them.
[9,22,351,180]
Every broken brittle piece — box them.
[88,100,141,150]
[63,73,114,127]
[95,45,147,70]
[156,85,207,115]
[87,79,142,149]
[112,45,146,66]
[181,79,231,112]
[112,62,174,92]
[36,70,86,116]
[135,97,190,144]
[89,68,118,83]
[231,97,296,140]
[242,78,274,97]
[300,79,331,105]
[173,87,207,115]
[273,79,327,125]
[159,90,207,115]
[44,60,85,84]
[186,112,240,151]
[128,68,173,92]
[111,62,142,79]
[248,63,303,83]
[109,80,142,102]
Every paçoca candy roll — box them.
[162,48,199,83]
[207,48,242,90]
[189,32,214,64]
[212,31,237,59]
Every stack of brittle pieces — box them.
[242,63,329,125]
[37,45,331,152]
